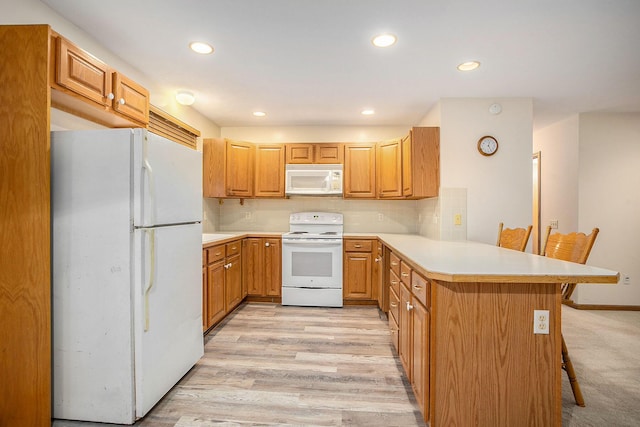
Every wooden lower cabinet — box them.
[343,239,375,301]
[202,239,243,332]
[411,296,429,419]
[243,237,282,300]
[390,250,431,424]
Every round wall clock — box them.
[477,135,498,156]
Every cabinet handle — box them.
[354,244,362,248]
[265,242,270,247]
[118,98,125,105]
[413,285,422,291]
[406,302,414,311]
[390,280,398,285]
[390,302,397,307]
[106,93,115,100]
[401,272,409,277]
[374,257,380,262]
[391,261,398,266]
[232,246,237,250]
[215,252,222,256]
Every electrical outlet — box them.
[378,213,384,222]
[533,310,550,334]
[203,211,207,221]
[454,214,462,225]
[550,219,558,229]
[244,212,251,220]
[623,275,631,285]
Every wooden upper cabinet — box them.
[203,138,254,198]
[112,72,149,124]
[402,127,440,198]
[315,144,343,164]
[226,140,254,197]
[285,143,343,164]
[55,35,111,106]
[51,32,149,127]
[255,144,285,197]
[377,138,403,198]
[344,143,376,198]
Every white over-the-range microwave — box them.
[285,164,343,196]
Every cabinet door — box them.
[401,132,413,197]
[255,144,285,197]
[207,260,226,328]
[344,143,376,198]
[377,138,402,198]
[343,251,372,299]
[55,36,111,106]
[286,143,314,163]
[412,300,429,419]
[315,143,343,164]
[399,283,412,380]
[243,238,264,296]
[225,254,243,310]
[264,238,282,296]
[112,72,149,124]
[404,127,440,198]
[226,140,254,197]
[202,266,207,331]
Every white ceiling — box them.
[42,0,640,129]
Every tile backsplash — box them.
[213,197,419,234]
[204,188,467,240]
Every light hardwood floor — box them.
[55,303,425,426]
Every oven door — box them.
[282,238,343,289]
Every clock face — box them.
[478,136,498,156]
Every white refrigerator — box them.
[52,128,204,424]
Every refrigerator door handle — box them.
[142,134,157,225]
[143,228,156,332]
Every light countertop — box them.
[202,231,619,284]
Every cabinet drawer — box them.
[400,261,411,285]
[207,245,225,264]
[345,239,373,252]
[390,269,400,297]
[226,240,241,257]
[389,286,400,324]
[411,272,430,308]
[390,252,401,276]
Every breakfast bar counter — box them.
[373,233,618,427]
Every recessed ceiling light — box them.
[189,41,213,54]
[253,111,266,117]
[371,33,397,48]
[175,91,195,106]
[361,109,375,116]
[457,61,480,71]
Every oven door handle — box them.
[282,239,342,246]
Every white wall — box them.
[576,113,640,305]
[532,115,580,234]
[418,98,534,244]
[221,126,407,142]
[533,112,639,306]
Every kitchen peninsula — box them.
[202,231,618,427]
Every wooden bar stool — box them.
[496,222,532,252]
[541,226,599,407]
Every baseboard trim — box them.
[563,301,640,311]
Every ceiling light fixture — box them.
[361,109,375,116]
[175,91,195,106]
[253,111,266,117]
[371,33,397,48]
[189,41,214,54]
[457,61,480,71]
